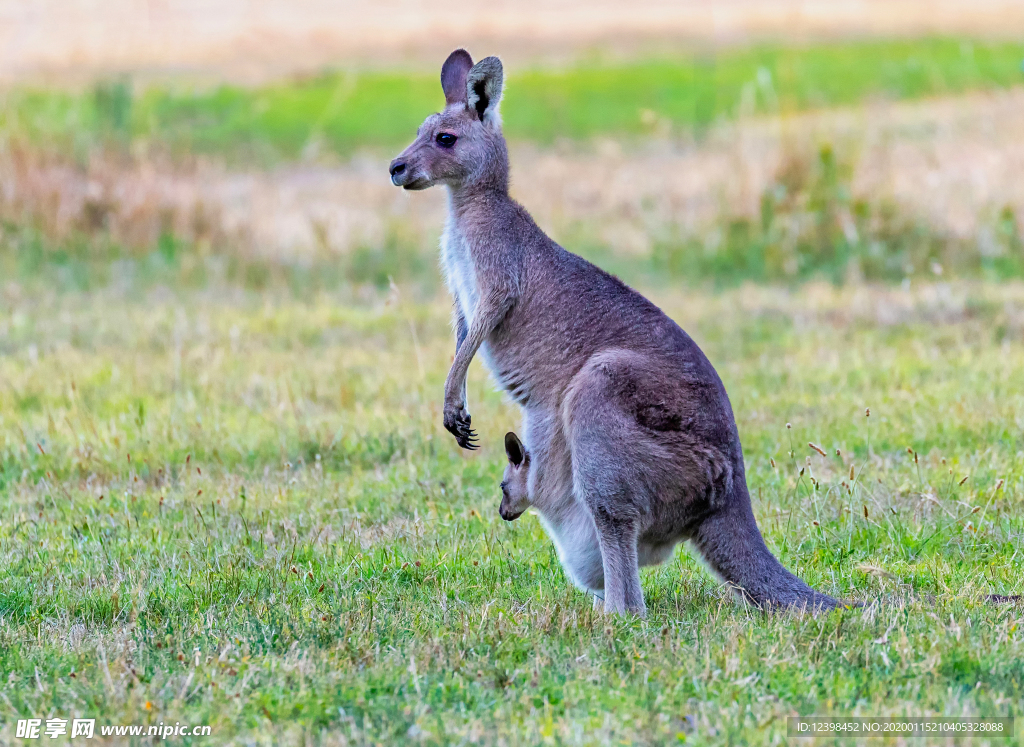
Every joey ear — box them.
[441,49,473,106]
[504,431,525,468]
[466,56,503,124]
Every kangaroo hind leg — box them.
[571,438,646,615]
[591,508,644,616]
[564,355,656,617]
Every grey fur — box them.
[440,49,473,107]
[390,49,840,616]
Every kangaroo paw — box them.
[443,406,478,450]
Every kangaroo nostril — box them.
[389,161,407,177]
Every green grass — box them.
[4,38,1024,162]
[1,273,1023,744]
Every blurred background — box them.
[2,0,1023,295]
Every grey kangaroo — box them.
[389,49,840,616]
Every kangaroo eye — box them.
[435,132,457,148]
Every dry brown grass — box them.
[0,146,231,251]
[2,1,1024,84]
[4,88,1022,264]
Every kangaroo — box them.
[389,49,840,615]
[499,429,837,611]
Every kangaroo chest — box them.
[440,222,480,326]
[441,214,533,404]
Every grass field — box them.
[1,274,1023,744]
[3,26,1024,746]
[3,38,1024,162]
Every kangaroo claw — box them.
[455,424,478,450]
[458,428,479,450]
[444,406,477,450]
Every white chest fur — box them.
[440,219,479,326]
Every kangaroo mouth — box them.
[389,169,430,190]
[499,507,524,522]
[392,174,430,190]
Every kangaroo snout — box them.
[388,155,430,190]
[499,502,524,522]
[499,481,523,521]
[388,159,407,185]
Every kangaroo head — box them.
[499,431,530,521]
[389,49,507,192]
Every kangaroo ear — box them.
[466,56,503,124]
[504,431,525,467]
[441,49,473,106]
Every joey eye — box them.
[435,132,457,148]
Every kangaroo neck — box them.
[446,182,511,221]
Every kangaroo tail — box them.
[692,482,840,611]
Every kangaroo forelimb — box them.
[443,293,514,449]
